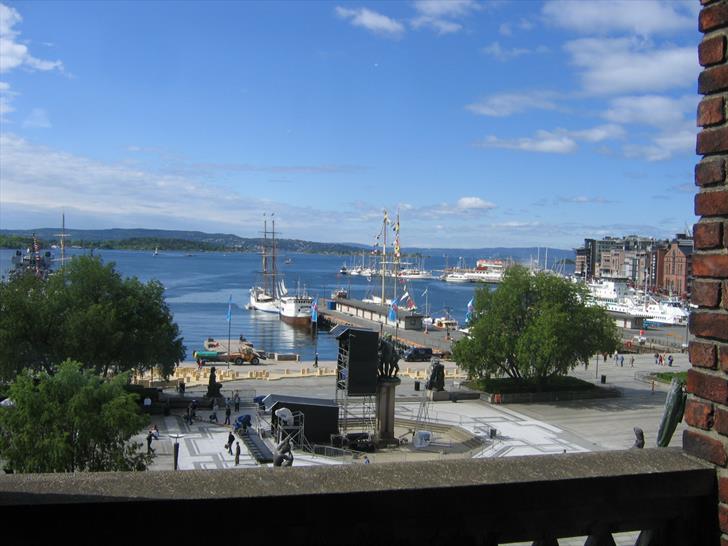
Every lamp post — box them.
[169,433,184,471]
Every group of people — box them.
[654,352,674,367]
[207,392,241,424]
[587,351,675,370]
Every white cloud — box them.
[478,124,624,154]
[569,124,625,142]
[0,3,63,73]
[22,107,51,128]
[335,6,404,37]
[479,131,578,154]
[457,197,496,210]
[466,91,560,117]
[411,0,480,34]
[559,196,614,204]
[542,0,694,36]
[498,23,511,36]
[564,37,697,95]
[603,94,697,128]
[624,128,697,161]
[481,42,548,62]
[0,79,14,118]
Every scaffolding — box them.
[335,343,376,435]
[413,392,431,436]
[273,409,313,452]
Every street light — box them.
[169,433,185,471]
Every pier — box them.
[318,297,463,356]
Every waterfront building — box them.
[662,234,693,298]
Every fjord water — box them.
[0,249,480,360]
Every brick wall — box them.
[688,0,728,542]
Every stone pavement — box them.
[142,408,347,471]
[144,351,687,471]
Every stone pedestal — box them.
[427,389,450,401]
[376,378,401,442]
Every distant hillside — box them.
[0,229,365,255]
[0,228,576,261]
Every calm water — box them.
[1,248,487,360]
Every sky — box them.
[0,0,701,249]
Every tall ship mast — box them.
[248,214,280,313]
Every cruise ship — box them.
[586,279,689,326]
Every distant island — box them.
[0,228,576,262]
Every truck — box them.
[193,345,262,365]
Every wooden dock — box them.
[318,302,463,356]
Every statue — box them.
[378,335,400,380]
[273,436,294,467]
[425,358,445,391]
[632,427,645,449]
[206,366,222,399]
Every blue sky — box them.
[0,0,701,248]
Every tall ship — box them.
[7,233,53,281]
[248,216,313,325]
[248,216,281,314]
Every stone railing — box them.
[0,448,716,544]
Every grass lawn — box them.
[652,371,688,384]
[465,375,598,394]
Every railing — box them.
[0,448,717,545]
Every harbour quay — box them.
[317,297,464,356]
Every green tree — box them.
[453,266,619,385]
[0,255,185,380]
[0,360,151,472]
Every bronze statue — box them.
[425,358,445,391]
[273,436,294,467]
[206,366,222,399]
[378,335,400,379]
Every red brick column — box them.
[688,0,728,542]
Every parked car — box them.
[403,347,433,362]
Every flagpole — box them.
[227,295,232,369]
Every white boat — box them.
[153,247,159,256]
[249,286,279,313]
[362,294,393,305]
[398,268,435,280]
[279,295,313,325]
[279,280,313,326]
[444,272,470,283]
[585,279,688,324]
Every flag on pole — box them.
[399,291,409,303]
[465,297,474,324]
[226,295,233,322]
[311,297,319,323]
[388,301,398,322]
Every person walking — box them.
[620,355,624,367]
[233,391,240,413]
[227,431,235,455]
[668,354,673,367]
[225,405,231,425]
[235,441,241,466]
[654,353,659,365]
[146,430,155,455]
[630,355,635,368]
[314,352,319,368]
[658,354,664,366]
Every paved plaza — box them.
[145,350,688,472]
